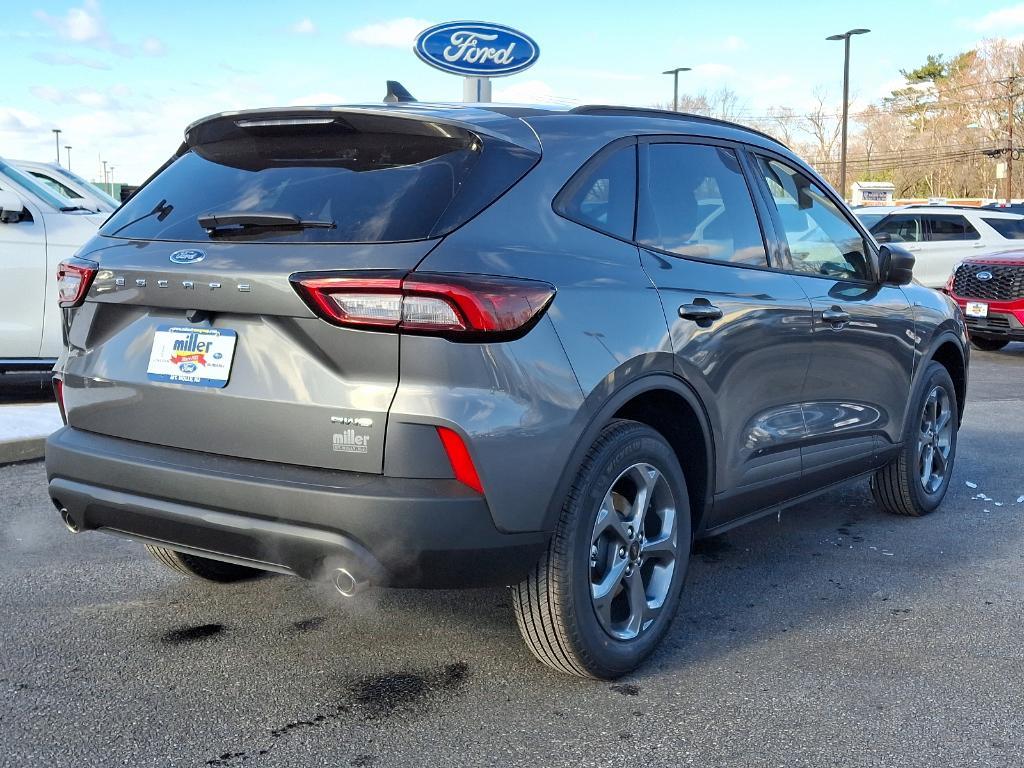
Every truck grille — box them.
[952,263,1024,301]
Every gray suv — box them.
[46,103,968,679]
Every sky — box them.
[3,0,1024,184]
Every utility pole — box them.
[1008,68,1017,205]
[65,146,72,171]
[662,67,691,112]
[827,29,870,201]
[52,128,62,165]
[102,160,108,190]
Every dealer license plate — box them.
[146,325,237,388]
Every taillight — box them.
[56,257,98,308]
[291,272,555,340]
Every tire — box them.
[970,336,1009,352]
[144,544,265,583]
[512,420,691,679]
[870,361,958,517]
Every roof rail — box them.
[569,105,787,148]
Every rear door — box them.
[636,138,814,526]
[62,110,537,474]
[749,153,914,485]
[918,214,984,288]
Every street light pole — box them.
[826,28,870,201]
[662,67,692,112]
[65,146,72,171]
[52,128,62,165]
[102,160,108,190]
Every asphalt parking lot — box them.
[2,347,1023,768]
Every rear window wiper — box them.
[198,211,336,234]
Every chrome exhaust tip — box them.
[332,567,367,598]
[59,507,81,534]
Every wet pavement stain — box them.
[160,623,225,645]
[291,616,326,632]
[202,662,470,766]
[351,662,469,721]
[610,683,640,696]
[693,537,734,563]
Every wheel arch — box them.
[542,374,716,537]
[926,333,968,426]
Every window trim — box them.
[633,134,775,272]
[552,136,639,242]
[744,148,881,285]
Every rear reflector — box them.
[52,377,66,424]
[56,257,98,308]
[292,272,555,340]
[436,426,483,494]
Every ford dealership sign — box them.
[414,21,539,77]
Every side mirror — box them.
[879,244,914,286]
[0,189,25,223]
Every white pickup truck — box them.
[0,158,107,373]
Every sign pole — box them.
[463,77,492,103]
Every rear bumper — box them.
[45,427,548,588]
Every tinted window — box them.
[637,143,767,266]
[855,212,887,229]
[982,216,1024,239]
[872,214,922,243]
[101,119,535,243]
[556,144,636,239]
[925,215,980,241]
[756,156,871,281]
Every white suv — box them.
[870,206,1024,288]
[13,159,119,214]
[0,158,106,372]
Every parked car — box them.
[46,103,968,679]
[870,205,1024,288]
[12,159,118,214]
[945,251,1024,350]
[852,205,902,229]
[0,158,106,373]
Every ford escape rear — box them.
[47,103,968,679]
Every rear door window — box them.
[555,143,636,240]
[872,214,922,243]
[982,217,1024,239]
[636,143,768,266]
[100,115,536,243]
[924,215,980,241]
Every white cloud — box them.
[969,3,1024,31]
[288,92,346,106]
[34,0,105,43]
[493,79,574,105]
[291,18,317,35]
[692,63,735,78]
[346,17,431,48]
[721,35,747,52]
[30,85,66,104]
[141,37,166,56]
[31,50,111,69]
[0,107,45,133]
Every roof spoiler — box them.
[384,81,417,103]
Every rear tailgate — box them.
[64,238,435,473]
[61,107,539,474]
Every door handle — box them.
[679,301,723,326]
[821,306,850,327]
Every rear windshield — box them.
[101,114,536,243]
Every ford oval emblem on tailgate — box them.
[169,249,206,265]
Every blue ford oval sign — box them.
[414,21,539,77]
[169,249,205,265]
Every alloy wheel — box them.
[589,462,678,641]
[918,385,954,494]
